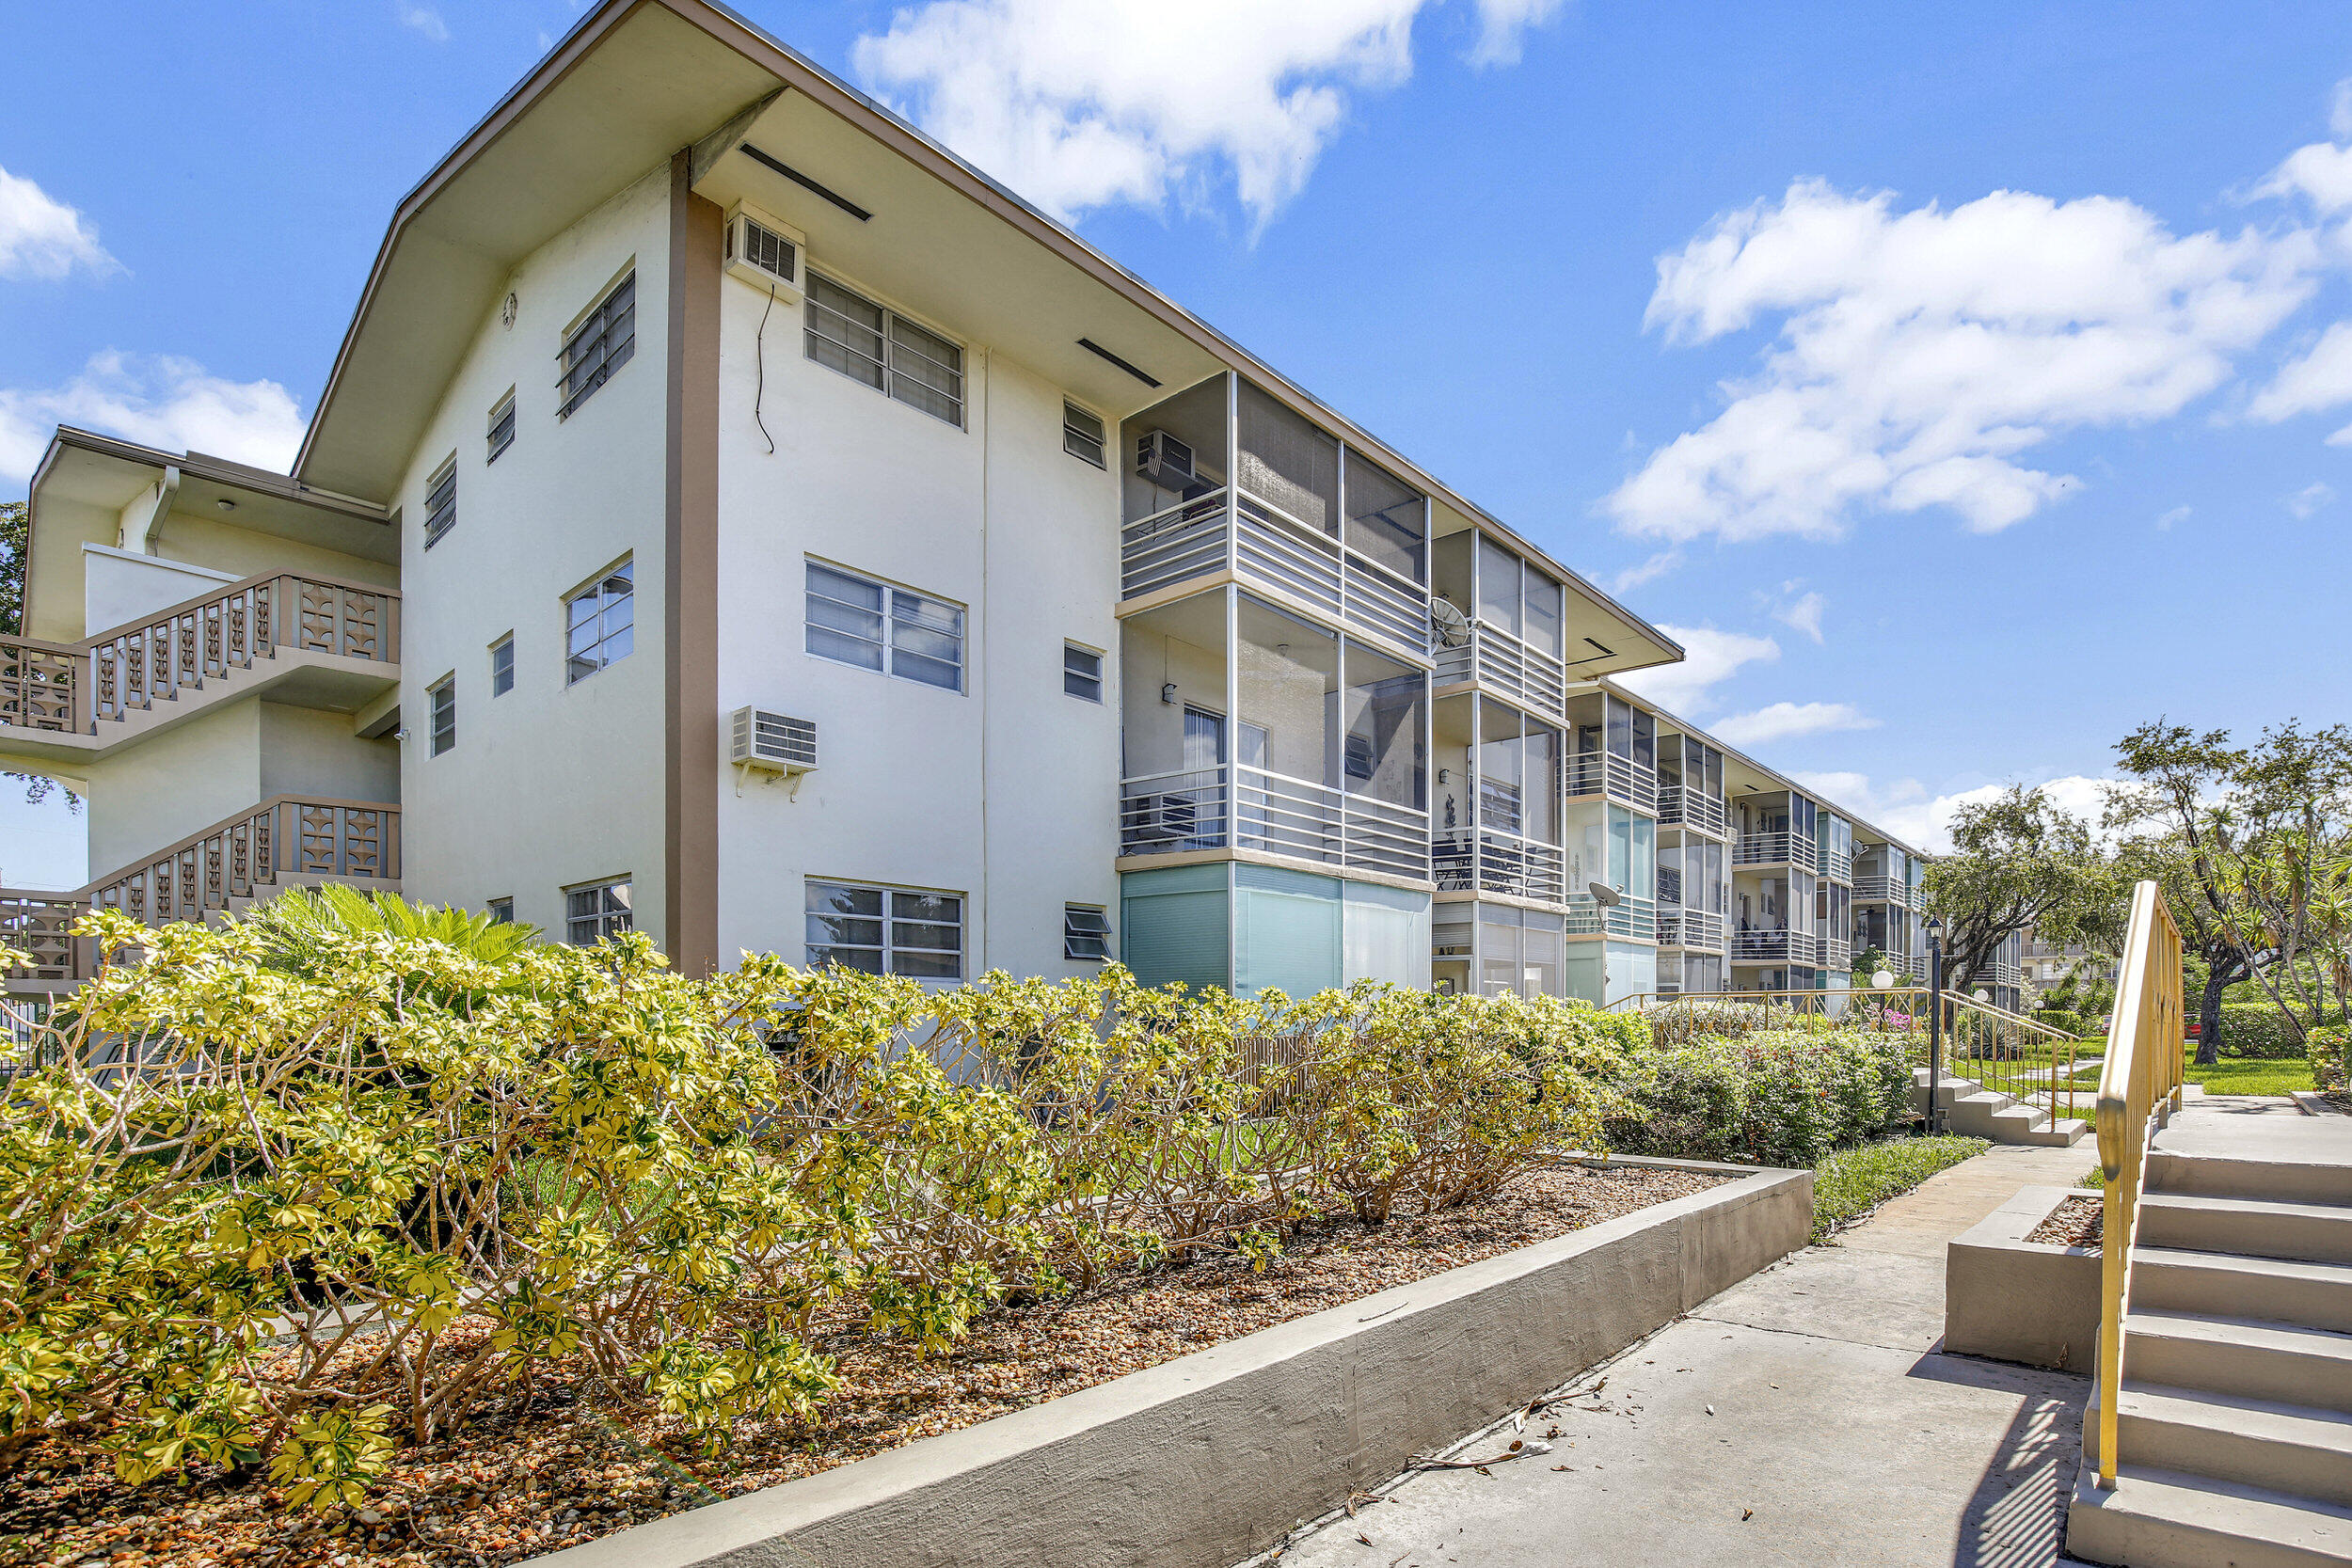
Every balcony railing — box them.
[1822,849,1853,884]
[1656,785,1727,838]
[1566,751,1659,813]
[1565,892,1654,941]
[1823,936,1852,971]
[1854,874,1927,911]
[1730,928,1821,965]
[3,797,402,990]
[1434,829,1567,904]
[1119,765,1430,882]
[1657,908,1726,949]
[1432,619,1566,721]
[0,572,400,737]
[1120,487,1432,659]
[1732,832,1819,872]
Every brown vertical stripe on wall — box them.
[665,149,723,975]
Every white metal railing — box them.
[1657,785,1728,838]
[1853,874,1900,902]
[0,572,399,736]
[1823,849,1853,884]
[1824,936,1852,970]
[1567,751,1659,812]
[1118,764,1429,881]
[1433,829,1566,903]
[1431,618,1567,720]
[1732,832,1819,872]
[1119,487,1431,659]
[1565,893,1656,941]
[1731,927,1821,964]
[1657,908,1726,949]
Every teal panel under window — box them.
[1120,865,1231,993]
[1342,881,1429,988]
[1234,863,1341,999]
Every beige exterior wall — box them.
[389,162,673,940]
[83,699,264,878]
[153,512,398,593]
[259,703,399,803]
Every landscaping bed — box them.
[2025,1194,2102,1247]
[1,1160,1724,1568]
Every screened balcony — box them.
[1429,531,1569,721]
[1120,375,1432,661]
[1433,694,1564,903]
[1656,734,1727,838]
[1566,690,1658,812]
[1118,588,1429,883]
[1731,831,1819,871]
[1731,928,1821,964]
[1657,837,1727,951]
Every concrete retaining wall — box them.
[1944,1184,2100,1370]
[536,1158,1812,1568]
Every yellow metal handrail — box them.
[2091,879,2185,1490]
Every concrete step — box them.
[2085,1380,2352,1508]
[2126,1310,2352,1414]
[2068,1463,2352,1567]
[2140,1192,2352,1265]
[2131,1246,2352,1334]
[2151,1149,2352,1207]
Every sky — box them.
[6,0,2352,886]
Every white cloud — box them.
[851,0,1565,228]
[2249,319,2352,423]
[396,3,449,42]
[1767,584,1825,642]
[1709,700,1877,748]
[2155,504,2190,531]
[1613,623,1777,714]
[1605,180,2320,545]
[0,351,305,484]
[1608,547,1680,594]
[1795,771,2120,854]
[0,166,118,281]
[2256,139,2352,213]
[2286,480,2335,517]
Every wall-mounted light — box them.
[1161,682,1178,705]
[215,498,237,513]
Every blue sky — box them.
[6,0,2351,884]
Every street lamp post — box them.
[1925,914,1945,1133]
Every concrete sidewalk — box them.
[1261,1142,2101,1568]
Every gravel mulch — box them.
[0,1160,1724,1568]
[2025,1194,2103,1247]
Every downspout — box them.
[119,465,181,555]
[976,346,991,976]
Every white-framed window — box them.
[559,270,635,419]
[805,879,963,979]
[486,896,514,925]
[804,561,963,691]
[1063,904,1111,961]
[1062,401,1105,467]
[565,559,633,684]
[1063,642,1103,702]
[490,634,515,696]
[487,388,516,463]
[428,674,455,755]
[565,878,632,944]
[803,272,964,427]
[422,455,457,548]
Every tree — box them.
[2106,719,2352,1063]
[1924,784,2120,999]
[1,496,77,812]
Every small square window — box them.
[490,635,515,696]
[565,879,632,944]
[486,897,514,925]
[1063,642,1103,702]
[428,676,455,755]
[422,456,457,548]
[487,390,516,463]
[1063,402,1105,467]
[1063,904,1111,961]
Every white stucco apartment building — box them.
[0,0,1934,1009]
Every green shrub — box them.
[2034,1007,2085,1037]
[2217,1002,2317,1059]
[2311,1023,2351,1091]
[0,906,1632,1505]
[1607,1027,1914,1168]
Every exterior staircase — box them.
[1913,1066,2089,1146]
[2067,1101,2352,1566]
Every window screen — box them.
[559,272,635,419]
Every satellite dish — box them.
[1587,880,1623,907]
[1870,969,1896,990]
[1430,598,1472,649]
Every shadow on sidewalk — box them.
[1907,1354,2089,1568]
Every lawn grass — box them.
[2056,1043,2312,1098]
[1811,1134,1991,1243]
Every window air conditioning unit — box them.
[731,706,818,774]
[723,203,805,300]
[1136,429,1196,492]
